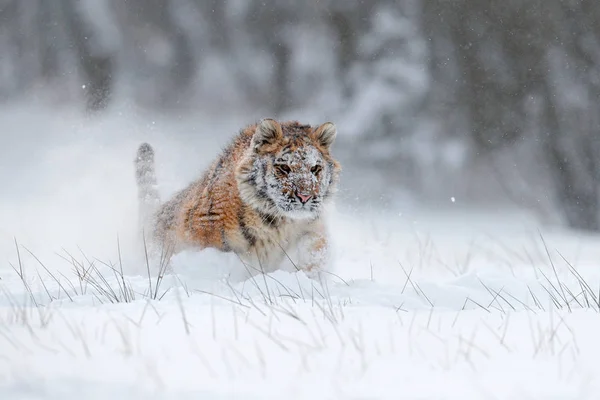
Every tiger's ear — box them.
[253,118,283,150]
[312,122,337,150]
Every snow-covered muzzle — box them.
[265,146,332,219]
[240,144,336,220]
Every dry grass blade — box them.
[538,232,570,312]
[116,236,131,302]
[557,251,600,311]
[234,253,271,305]
[10,239,38,307]
[193,289,250,308]
[465,297,491,313]
[22,245,73,302]
[527,285,544,311]
[8,261,37,307]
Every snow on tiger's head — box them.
[236,119,341,220]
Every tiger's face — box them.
[236,119,341,220]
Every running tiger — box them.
[134,119,341,277]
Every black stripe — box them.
[207,158,224,190]
[257,210,279,229]
[204,157,225,221]
[256,188,270,201]
[240,169,258,186]
[237,207,256,247]
[221,229,231,252]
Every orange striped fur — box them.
[135,119,341,276]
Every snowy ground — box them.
[2,105,600,399]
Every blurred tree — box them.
[244,0,301,113]
[112,0,195,109]
[421,0,539,150]
[60,0,114,112]
[537,0,600,231]
[190,0,230,51]
[323,1,375,98]
[422,0,600,231]
[37,1,61,81]
[0,0,36,98]
[1,0,599,231]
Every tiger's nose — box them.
[296,192,312,204]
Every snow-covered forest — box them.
[2,0,599,230]
[2,1,600,399]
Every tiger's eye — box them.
[276,164,291,174]
[311,165,322,174]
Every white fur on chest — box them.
[243,218,318,273]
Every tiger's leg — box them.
[294,229,330,278]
